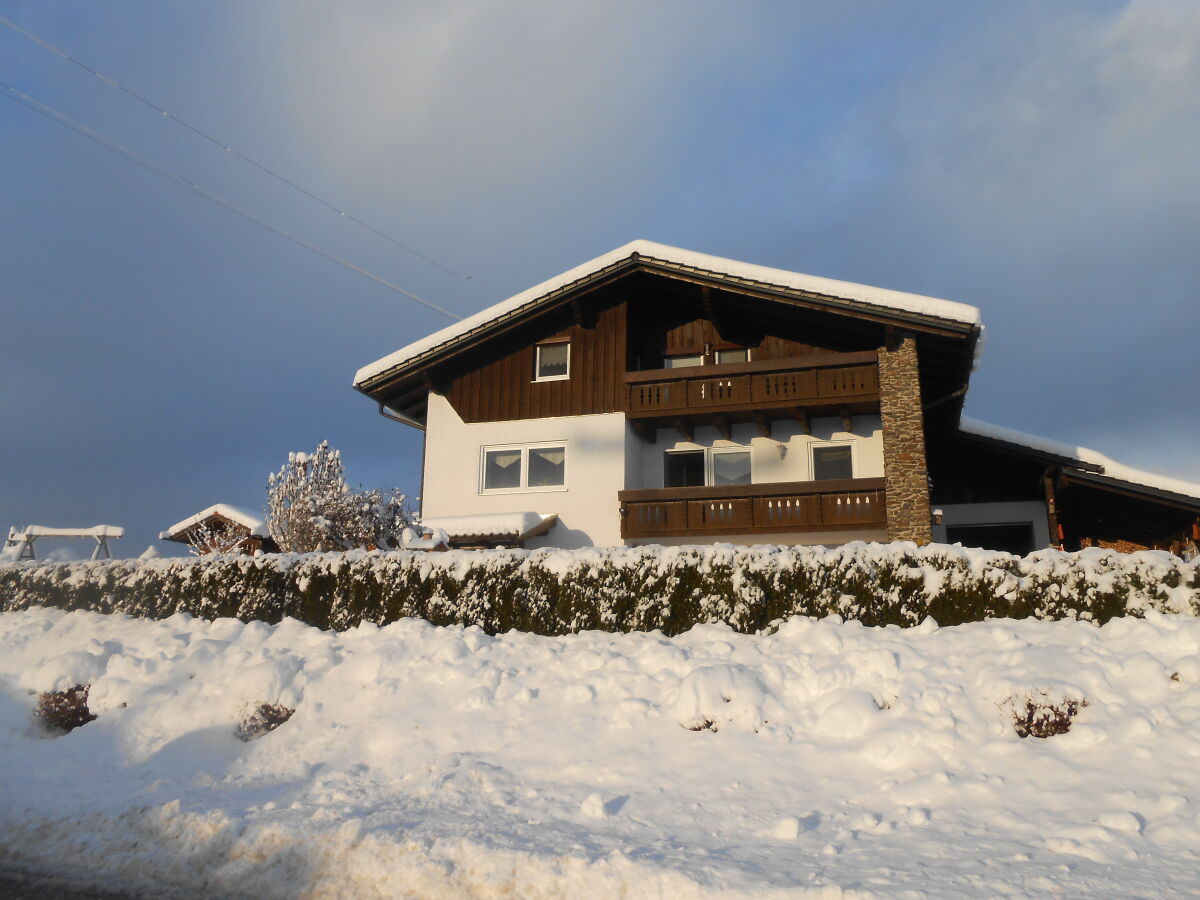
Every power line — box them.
[0,14,471,281]
[0,80,462,322]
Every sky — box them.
[1,0,1197,558]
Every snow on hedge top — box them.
[161,504,269,540]
[354,240,981,386]
[962,417,1200,501]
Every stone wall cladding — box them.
[879,336,933,544]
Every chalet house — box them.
[353,241,1200,557]
[160,504,279,555]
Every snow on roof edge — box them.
[354,240,981,387]
[163,504,269,539]
[960,417,1200,502]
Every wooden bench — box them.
[4,525,124,561]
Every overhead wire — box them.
[0,80,462,322]
[0,14,471,281]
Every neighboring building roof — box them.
[161,504,270,541]
[421,512,558,544]
[354,240,982,388]
[960,417,1200,504]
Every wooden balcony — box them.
[624,351,879,432]
[619,478,887,539]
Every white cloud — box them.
[849,0,1200,257]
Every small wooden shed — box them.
[160,504,279,555]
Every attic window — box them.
[534,342,570,381]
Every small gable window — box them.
[534,342,570,381]
[715,347,750,365]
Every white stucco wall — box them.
[930,501,1051,549]
[627,414,884,490]
[421,393,628,549]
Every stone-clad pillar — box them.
[878,335,933,544]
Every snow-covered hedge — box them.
[1,543,1196,634]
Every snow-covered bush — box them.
[1,543,1197,636]
[266,441,414,552]
[184,520,254,556]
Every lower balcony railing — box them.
[618,478,887,539]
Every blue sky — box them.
[2,1,1196,557]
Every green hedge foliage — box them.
[1,543,1197,634]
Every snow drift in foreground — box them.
[2,610,1198,898]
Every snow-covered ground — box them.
[2,608,1198,898]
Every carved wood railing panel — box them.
[619,479,887,538]
[624,353,879,417]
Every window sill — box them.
[479,486,569,496]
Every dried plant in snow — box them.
[35,684,97,734]
[1007,692,1088,739]
[236,703,295,741]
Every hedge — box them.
[1,543,1197,635]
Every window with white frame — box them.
[811,443,853,480]
[534,342,570,381]
[481,443,566,493]
[664,447,752,488]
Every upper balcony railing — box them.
[624,350,879,419]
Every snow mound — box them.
[2,608,1200,897]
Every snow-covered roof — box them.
[961,418,1200,502]
[161,504,269,541]
[421,512,558,542]
[354,240,981,387]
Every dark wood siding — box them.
[445,301,627,423]
[439,280,885,424]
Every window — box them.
[481,443,566,492]
[664,448,752,487]
[527,446,566,487]
[664,450,705,487]
[812,444,853,481]
[664,353,704,369]
[715,348,750,365]
[711,449,752,485]
[534,342,570,381]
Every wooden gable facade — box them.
[375,266,977,434]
